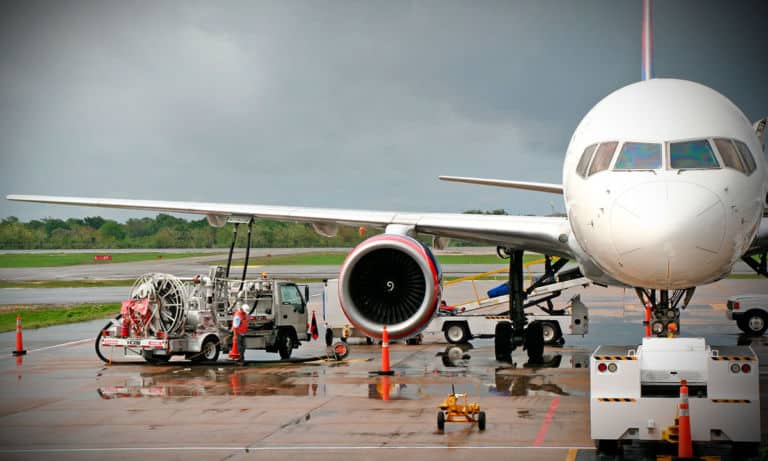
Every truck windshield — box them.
[280,284,304,312]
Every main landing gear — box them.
[634,287,696,336]
[494,248,573,363]
[742,251,767,278]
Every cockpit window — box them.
[587,141,618,176]
[576,144,597,177]
[713,138,746,174]
[613,142,662,170]
[669,140,719,169]
[733,140,757,174]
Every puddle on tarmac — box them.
[95,345,591,401]
[97,367,322,399]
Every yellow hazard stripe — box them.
[712,399,751,403]
[444,256,554,286]
[597,398,636,402]
[711,356,755,361]
[595,356,638,361]
[484,316,509,320]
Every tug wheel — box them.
[437,411,445,431]
[478,411,486,431]
[594,439,619,455]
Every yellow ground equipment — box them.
[437,385,486,431]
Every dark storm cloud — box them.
[1,0,766,220]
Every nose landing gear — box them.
[635,287,695,336]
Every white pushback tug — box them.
[591,337,760,455]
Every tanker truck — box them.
[96,265,310,363]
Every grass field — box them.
[0,252,213,268]
[0,279,136,289]
[0,303,120,332]
[223,252,543,266]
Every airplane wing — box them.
[6,194,574,257]
[438,176,563,194]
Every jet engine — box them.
[338,234,442,339]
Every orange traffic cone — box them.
[12,314,26,356]
[380,375,391,401]
[228,334,241,361]
[644,302,652,337]
[375,326,394,375]
[229,371,240,396]
[678,379,693,459]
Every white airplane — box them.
[7,0,768,359]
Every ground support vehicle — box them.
[726,294,768,336]
[591,337,760,456]
[437,386,486,432]
[321,275,589,346]
[421,295,588,345]
[97,265,310,363]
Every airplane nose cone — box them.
[610,181,726,288]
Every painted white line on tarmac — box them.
[0,446,595,453]
[28,338,91,353]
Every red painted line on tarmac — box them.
[533,397,560,446]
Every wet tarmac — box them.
[1,280,767,460]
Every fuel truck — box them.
[96,265,310,363]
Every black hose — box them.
[95,314,122,363]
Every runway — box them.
[1,279,767,460]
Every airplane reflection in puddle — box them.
[436,344,590,370]
[97,367,318,399]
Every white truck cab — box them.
[727,294,768,336]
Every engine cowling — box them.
[338,234,442,340]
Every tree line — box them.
[0,211,509,249]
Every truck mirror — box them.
[304,286,310,304]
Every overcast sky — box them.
[1,0,766,222]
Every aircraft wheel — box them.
[437,411,445,431]
[494,322,512,361]
[524,322,544,362]
[478,411,486,431]
[325,328,333,346]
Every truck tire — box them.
[325,328,333,346]
[278,332,293,360]
[741,310,768,336]
[494,322,512,361]
[540,321,562,345]
[191,336,220,363]
[444,323,469,344]
[142,350,171,365]
[524,322,544,362]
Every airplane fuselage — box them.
[563,79,766,290]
